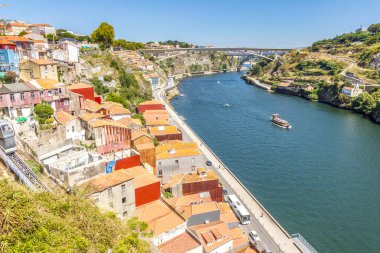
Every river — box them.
[170,71,380,253]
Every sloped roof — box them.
[0,82,38,94]
[149,125,181,136]
[125,166,159,188]
[79,112,105,122]
[0,35,32,42]
[28,59,57,65]
[83,170,134,195]
[29,79,63,90]
[55,110,77,125]
[139,100,163,106]
[67,83,93,90]
[84,99,101,112]
[157,231,201,253]
[136,199,185,236]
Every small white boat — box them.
[179,93,185,97]
[224,103,232,107]
[217,81,221,84]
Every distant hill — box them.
[245,23,380,123]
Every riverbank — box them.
[242,74,380,124]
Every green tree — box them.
[18,30,27,37]
[352,92,376,114]
[132,113,146,125]
[250,64,263,76]
[106,92,130,109]
[91,22,115,49]
[4,71,17,83]
[368,23,380,34]
[34,104,54,124]
[90,78,109,95]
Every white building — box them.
[54,110,85,141]
[342,83,363,98]
[52,41,80,63]
[29,24,56,35]
[83,169,136,219]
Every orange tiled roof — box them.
[29,59,57,65]
[83,170,134,195]
[28,23,51,27]
[55,110,77,125]
[9,22,28,27]
[189,221,232,253]
[149,125,181,136]
[139,100,163,106]
[67,83,93,90]
[131,129,152,141]
[125,166,159,188]
[0,39,16,45]
[30,79,62,90]
[157,231,201,253]
[88,119,130,129]
[156,141,201,160]
[136,199,185,236]
[108,105,131,115]
[79,112,105,122]
[135,142,155,151]
[0,35,32,42]
[84,99,101,112]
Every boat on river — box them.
[271,114,291,129]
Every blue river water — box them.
[170,71,380,253]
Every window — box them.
[10,94,15,101]
[192,166,195,171]
[54,90,58,96]
[175,160,179,164]
[58,88,62,94]
[0,95,2,101]
[72,126,74,132]
[123,211,128,218]
[158,161,162,166]
[64,100,69,106]
[158,170,163,177]
[192,158,195,163]
[121,184,126,191]
[40,91,44,97]
[48,90,52,96]
[122,197,127,204]
[31,91,35,98]
[20,93,25,100]
[107,188,112,195]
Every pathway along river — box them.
[171,71,380,253]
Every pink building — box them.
[0,82,41,118]
[28,79,70,112]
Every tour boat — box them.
[271,114,291,129]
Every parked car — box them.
[249,230,260,243]
[223,188,228,195]
[206,160,212,166]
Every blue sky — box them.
[2,0,380,47]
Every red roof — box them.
[0,36,32,43]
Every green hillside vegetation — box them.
[0,180,151,253]
[246,22,380,122]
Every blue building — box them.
[0,48,20,75]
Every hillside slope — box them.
[0,180,151,253]
[245,23,380,123]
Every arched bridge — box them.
[138,47,292,71]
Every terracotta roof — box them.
[230,227,249,249]
[157,231,201,253]
[149,125,181,136]
[165,192,213,208]
[88,119,130,129]
[0,35,32,42]
[108,105,131,115]
[139,100,163,106]
[131,118,142,126]
[0,39,16,45]
[143,109,168,115]
[28,79,63,90]
[9,22,28,27]
[28,23,51,27]
[218,203,239,224]
[55,110,77,125]
[29,59,57,65]
[79,112,105,122]
[124,166,159,188]
[84,99,101,112]
[33,39,48,43]
[131,129,153,141]
[135,142,155,151]
[156,141,202,160]
[279,82,291,87]
[67,83,93,90]
[179,202,219,220]
[189,221,232,253]
[136,199,185,236]
[83,170,134,195]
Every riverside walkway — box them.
[154,81,314,253]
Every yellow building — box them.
[20,59,58,81]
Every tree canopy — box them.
[91,22,115,49]
[34,103,54,124]
[113,39,145,50]
[368,23,380,34]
